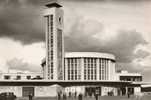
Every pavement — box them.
[17,95,151,100]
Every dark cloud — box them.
[0,0,149,45]
[135,49,150,58]
[142,69,151,82]
[0,0,149,64]
[6,58,41,72]
[64,0,151,2]
[116,62,143,72]
[106,30,148,62]
[0,0,51,44]
[65,17,148,63]
[0,0,50,6]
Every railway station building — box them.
[0,1,143,98]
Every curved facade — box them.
[64,52,116,81]
[42,52,116,81]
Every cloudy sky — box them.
[0,0,151,81]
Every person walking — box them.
[63,93,67,100]
[28,93,33,100]
[75,91,77,98]
[78,93,83,100]
[95,94,98,100]
[58,92,61,100]
[127,91,131,98]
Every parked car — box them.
[0,92,16,100]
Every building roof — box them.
[117,70,142,76]
[41,52,116,64]
[117,73,142,77]
[45,0,62,8]
[65,52,115,60]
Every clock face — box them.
[58,17,62,25]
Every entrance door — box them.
[85,87,101,96]
[22,87,34,97]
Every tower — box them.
[44,1,64,80]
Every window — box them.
[26,76,31,80]
[16,75,21,80]
[4,75,10,80]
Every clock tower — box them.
[44,0,64,80]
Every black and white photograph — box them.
[0,0,150,100]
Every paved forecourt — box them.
[17,95,151,100]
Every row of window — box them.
[50,15,54,80]
[68,74,80,80]
[66,58,81,80]
[84,58,97,63]
[84,58,97,80]
[57,29,63,80]
[120,76,142,82]
[3,75,42,80]
[47,15,54,80]
[65,58,114,81]
[99,59,109,80]
[67,58,80,64]
[84,65,97,80]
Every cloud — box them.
[65,16,148,63]
[0,0,148,63]
[6,58,40,72]
[135,49,150,58]
[0,0,50,5]
[0,38,45,73]
[0,0,48,44]
[0,0,66,44]
[0,0,149,46]
[106,30,148,62]
[142,69,151,82]
[64,0,151,2]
